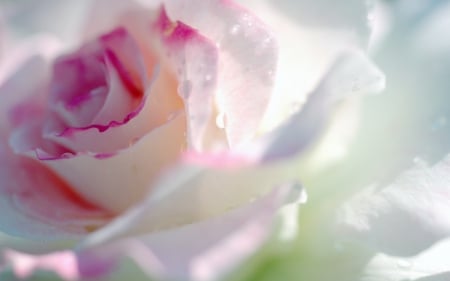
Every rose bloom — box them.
[2,0,449,281]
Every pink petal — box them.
[152,7,221,150]
[0,138,110,240]
[28,114,186,214]
[39,22,183,155]
[47,27,146,131]
[44,62,182,155]
[78,182,303,281]
[163,0,278,147]
[48,47,108,129]
[44,61,148,154]
[95,27,145,100]
[74,2,260,150]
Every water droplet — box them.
[215,112,227,129]
[396,260,412,269]
[178,80,192,99]
[205,74,212,82]
[241,13,253,27]
[256,37,273,55]
[230,24,241,35]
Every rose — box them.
[0,0,387,280]
[0,0,386,281]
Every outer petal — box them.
[79,154,298,244]
[0,138,110,241]
[0,36,60,133]
[235,0,372,131]
[163,0,278,147]
[152,7,221,150]
[362,238,450,281]
[336,154,450,256]
[76,182,303,281]
[236,49,385,162]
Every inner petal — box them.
[49,50,108,128]
[47,27,147,134]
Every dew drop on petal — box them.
[242,13,253,27]
[230,24,241,35]
[215,112,227,129]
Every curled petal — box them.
[238,0,373,131]
[237,49,385,162]
[44,64,158,155]
[47,27,146,131]
[362,238,450,281]
[42,27,175,155]
[163,0,278,147]
[153,7,221,150]
[33,114,186,214]
[0,139,110,240]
